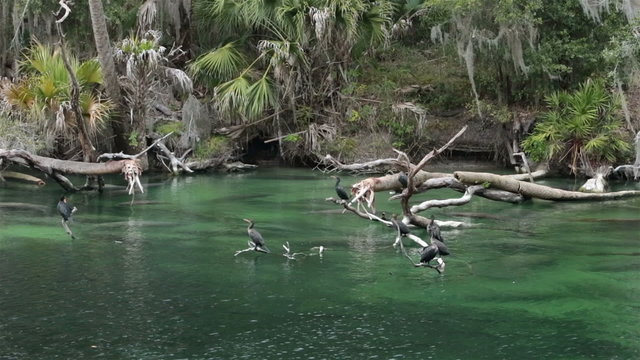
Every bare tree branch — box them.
[411,185,485,213]
[97,132,175,162]
[55,0,71,23]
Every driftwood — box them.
[0,149,143,193]
[322,126,639,275]
[390,176,525,204]
[410,185,485,213]
[0,133,178,192]
[155,141,193,175]
[455,171,640,201]
[0,171,46,185]
[324,127,473,274]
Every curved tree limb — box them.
[411,185,485,213]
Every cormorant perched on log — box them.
[431,238,450,256]
[330,176,350,202]
[57,196,77,239]
[419,243,439,265]
[391,213,411,236]
[242,218,270,253]
[398,172,408,188]
[427,214,444,242]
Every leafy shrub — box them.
[522,79,631,174]
[194,136,231,159]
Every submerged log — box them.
[454,171,640,201]
[0,171,46,185]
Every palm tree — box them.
[88,0,129,153]
[190,0,393,158]
[113,31,193,153]
[522,79,632,175]
[4,42,112,161]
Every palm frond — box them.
[246,75,277,119]
[80,92,112,137]
[275,0,307,41]
[189,42,248,85]
[194,0,248,35]
[76,59,103,87]
[165,67,194,96]
[215,75,251,116]
[3,82,35,109]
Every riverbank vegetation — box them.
[1,0,639,186]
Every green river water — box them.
[0,168,638,359]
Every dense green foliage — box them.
[5,43,111,142]
[0,0,637,172]
[522,79,631,173]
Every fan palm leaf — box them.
[195,0,248,36]
[354,1,393,53]
[215,75,251,116]
[522,78,631,173]
[189,42,248,85]
[76,59,104,88]
[3,82,36,109]
[246,75,277,119]
[275,0,307,41]
[80,92,112,137]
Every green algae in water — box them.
[0,168,638,359]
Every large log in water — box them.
[454,171,640,201]
[1,149,142,192]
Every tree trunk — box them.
[88,0,128,153]
[454,171,640,201]
[0,0,6,76]
[56,24,95,163]
[1,149,135,175]
[1,149,143,192]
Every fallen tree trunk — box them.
[1,149,134,175]
[359,166,548,194]
[395,176,525,204]
[0,149,143,193]
[454,171,640,201]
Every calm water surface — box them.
[0,168,638,359]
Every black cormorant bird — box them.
[330,176,350,202]
[242,218,270,253]
[391,214,411,236]
[419,243,439,265]
[398,172,408,188]
[57,196,77,239]
[427,214,444,242]
[431,238,449,256]
[57,196,75,221]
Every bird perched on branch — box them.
[330,176,350,202]
[57,195,77,239]
[398,171,408,188]
[431,238,449,256]
[242,218,270,253]
[427,214,444,242]
[391,213,411,237]
[419,243,439,265]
